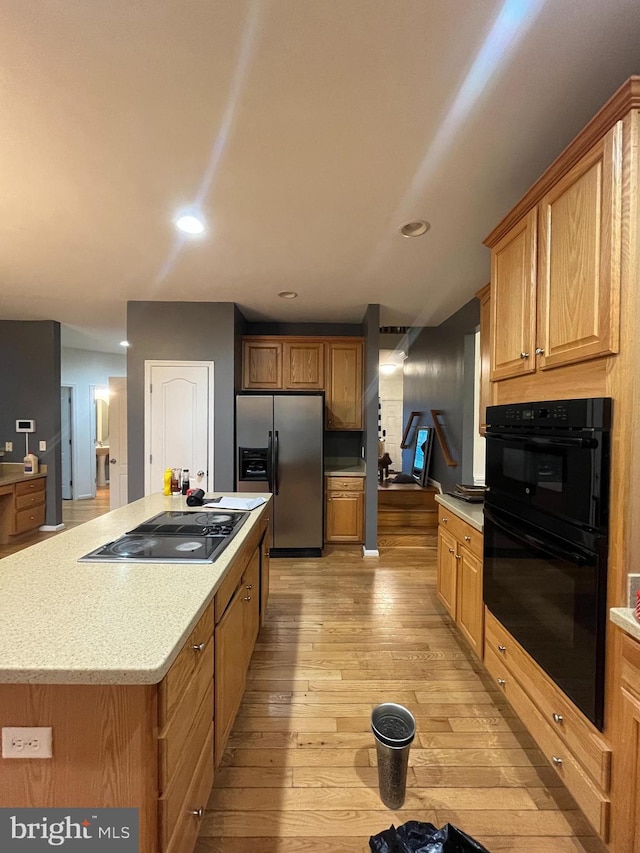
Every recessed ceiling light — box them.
[278,291,298,299]
[120,340,131,348]
[379,363,398,375]
[175,211,206,235]
[399,220,430,237]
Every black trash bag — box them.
[369,820,491,853]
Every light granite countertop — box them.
[434,493,484,532]
[610,607,640,644]
[0,493,270,685]
[325,458,366,477]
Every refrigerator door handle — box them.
[274,429,280,495]
[267,431,273,492]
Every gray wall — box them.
[362,304,380,552]
[246,322,363,336]
[126,302,238,501]
[0,320,62,526]
[402,299,480,493]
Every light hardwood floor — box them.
[197,545,607,853]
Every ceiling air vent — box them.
[379,326,411,334]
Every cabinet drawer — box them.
[164,725,214,853]
[484,609,610,791]
[438,507,483,558]
[159,684,213,849]
[14,503,45,534]
[485,645,610,841]
[159,642,213,790]
[159,605,214,725]
[15,491,46,511]
[326,476,364,492]
[15,478,45,497]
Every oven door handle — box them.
[487,434,598,449]
[484,507,589,567]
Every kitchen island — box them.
[0,492,271,853]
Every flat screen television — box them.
[411,426,433,487]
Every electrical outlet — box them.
[4,442,12,452]
[2,726,52,758]
[39,440,47,452]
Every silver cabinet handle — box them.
[520,352,529,359]
[498,644,506,654]
[448,547,455,554]
[190,808,204,817]
[464,535,471,542]
[454,554,461,560]
[109,458,117,464]
[245,584,253,590]
[192,642,205,652]
[552,713,564,724]
[442,517,449,523]
[497,678,506,686]
[535,347,545,355]
[552,756,563,766]
[243,596,252,601]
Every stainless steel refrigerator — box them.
[235,394,324,556]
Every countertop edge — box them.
[435,493,484,532]
[610,607,640,643]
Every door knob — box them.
[535,347,545,355]
[109,458,117,464]
[520,352,529,359]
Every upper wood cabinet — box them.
[242,336,364,430]
[488,122,623,381]
[283,341,324,389]
[243,340,282,389]
[537,123,622,369]
[325,340,363,430]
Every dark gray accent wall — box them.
[246,322,363,336]
[0,321,62,526]
[126,302,237,501]
[324,432,362,458]
[402,299,480,493]
[362,304,380,552]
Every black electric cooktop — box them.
[78,510,249,564]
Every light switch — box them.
[39,441,47,452]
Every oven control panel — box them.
[486,398,611,431]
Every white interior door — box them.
[144,361,214,495]
[109,376,128,510]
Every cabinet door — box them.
[436,526,457,617]
[214,585,247,765]
[284,341,324,389]
[537,122,622,370]
[242,549,261,664]
[490,208,537,380]
[242,340,283,389]
[614,636,640,852]
[456,547,483,658]
[325,492,363,543]
[326,341,363,430]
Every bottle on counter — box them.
[163,468,172,496]
[181,468,190,495]
[23,452,38,474]
[170,468,182,495]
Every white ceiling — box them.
[2,1,639,353]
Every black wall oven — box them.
[483,398,611,730]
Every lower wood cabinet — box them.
[484,608,611,842]
[612,631,640,852]
[0,506,271,853]
[325,476,364,543]
[436,506,483,657]
[0,475,47,543]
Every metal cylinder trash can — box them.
[371,702,416,809]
